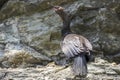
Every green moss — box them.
[50,30,61,41]
[42,41,60,50]
[9,51,32,67]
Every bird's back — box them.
[61,34,92,58]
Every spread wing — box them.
[61,34,92,58]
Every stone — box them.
[111,65,120,75]
[0,62,120,80]
[88,64,105,74]
[1,43,51,68]
[105,67,117,75]
[0,0,120,67]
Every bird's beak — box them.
[53,6,64,11]
[53,6,58,11]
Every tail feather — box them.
[71,54,87,77]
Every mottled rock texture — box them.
[0,58,120,80]
[0,0,120,67]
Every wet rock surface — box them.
[0,57,120,80]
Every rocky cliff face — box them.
[0,0,120,67]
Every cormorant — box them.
[53,6,93,78]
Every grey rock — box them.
[0,0,120,79]
[111,65,120,75]
[88,64,106,74]
[0,61,120,80]
[105,67,117,75]
[0,0,120,67]
[2,43,51,68]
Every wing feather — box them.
[61,34,92,58]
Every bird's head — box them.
[53,6,64,15]
[47,2,64,15]
[53,6,64,12]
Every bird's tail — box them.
[71,54,87,77]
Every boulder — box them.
[0,0,120,67]
[2,43,51,68]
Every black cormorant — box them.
[53,6,93,78]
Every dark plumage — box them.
[53,6,92,77]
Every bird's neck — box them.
[61,21,72,37]
[56,10,72,37]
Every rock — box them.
[87,73,95,79]
[105,67,117,75]
[1,43,51,68]
[0,0,9,10]
[91,57,112,68]
[0,0,120,79]
[0,61,120,80]
[111,65,120,75]
[0,71,7,80]
[107,53,120,62]
[0,0,120,66]
[88,57,118,75]
[88,64,105,74]
[0,0,75,21]
[94,57,108,64]
[0,18,20,44]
